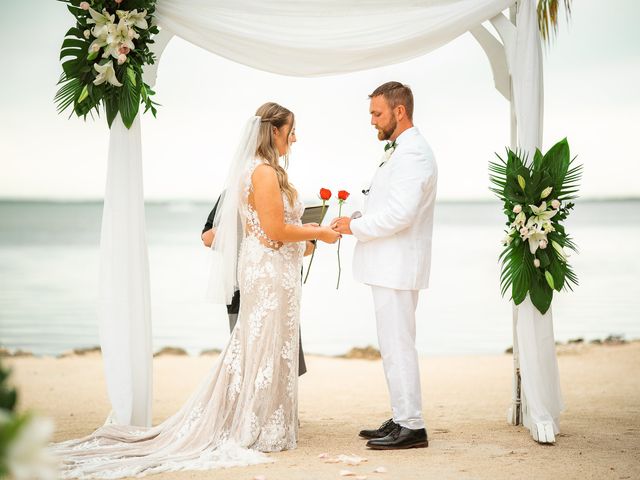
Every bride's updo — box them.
[255,102,298,206]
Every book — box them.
[301,205,329,225]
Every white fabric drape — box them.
[99,0,561,441]
[99,114,152,427]
[511,0,564,440]
[155,0,516,77]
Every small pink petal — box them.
[340,470,356,477]
[338,454,368,465]
[373,466,387,473]
[318,453,329,459]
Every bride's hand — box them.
[317,226,341,244]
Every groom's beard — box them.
[376,118,397,141]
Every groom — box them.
[331,81,437,450]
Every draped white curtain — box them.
[100,0,561,441]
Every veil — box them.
[206,116,261,304]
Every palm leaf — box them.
[537,0,572,44]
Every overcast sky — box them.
[0,0,638,202]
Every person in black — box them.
[202,194,308,376]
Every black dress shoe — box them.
[366,426,428,450]
[358,418,398,439]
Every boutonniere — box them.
[380,140,397,167]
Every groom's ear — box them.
[395,104,407,120]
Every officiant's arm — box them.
[252,165,340,244]
[349,151,435,242]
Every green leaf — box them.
[530,275,553,314]
[537,249,550,269]
[104,93,119,128]
[117,67,141,128]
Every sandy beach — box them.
[6,342,640,480]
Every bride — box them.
[50,102,341,478]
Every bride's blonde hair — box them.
[255,102,297,206]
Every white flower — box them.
[117,9,149,29]
[87,8,115,38]
[117,53,127,65]
[512,211,526,228]
[6,415,57,480]
[539,238,548,249]
[534,258,541,268]
[540,186,553,199]
[527,230,548,254]
[551,199,561,210]
[93,61,122,87]
[527,201,558,228]
[104,19,136,59]
[83,29,90,39]
[80,1,90,10]
[519,227,528,237]
[513,204,522,214]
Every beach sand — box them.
[6,342,640,480]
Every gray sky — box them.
[0,0,638,201]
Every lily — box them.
[527,201,557,228]
[93,61,122,87]
[512,211,526,228]
[117,9,149,30]
[527,229,548,254]
[87,8,115,38]
[102,20,136,59]
[540,186,553,199]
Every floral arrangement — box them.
[55,0,160,129]
[489,138,582,314]
[0,362,56,479]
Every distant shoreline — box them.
[2,336,637,360]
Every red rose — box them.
[319,188,332,201]
[338,190,350,201]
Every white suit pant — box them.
[371,285,425,430]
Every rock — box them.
[568,338,584,344]
[72,346,101,355]
[504,346,513,354]
[589,339,603,345]
[0,348,34,358]
[604,335,627,345]
[341,346,381,360]
[153,347,188,357]
[200,348,222,356]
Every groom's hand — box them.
[331,217,352,235]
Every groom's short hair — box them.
[369,82,414,120]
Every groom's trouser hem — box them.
[371,285,425,430]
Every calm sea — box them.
[0,200,638,357]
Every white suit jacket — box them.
[351,127,437,290]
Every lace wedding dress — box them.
[51,158,305,478]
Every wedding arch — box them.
[87,0,561,444]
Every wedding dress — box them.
[50,157,305,478]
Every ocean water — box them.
[0,200,639,357]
